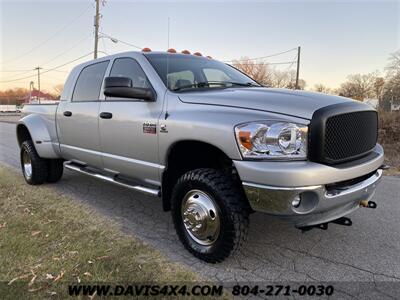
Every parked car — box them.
[17,50,384,262]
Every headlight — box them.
[235,121,308,160]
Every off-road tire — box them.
[171,168,250,263]
[46,159,64,183]
[20,140,48,185]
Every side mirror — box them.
[103,77,155,101]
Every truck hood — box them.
[178,87,353,120]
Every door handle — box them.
[63,111,72,117]
[99,112,113,119]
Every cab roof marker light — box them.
[181,50,191,54]
[142,47,152,52]
[193,52,202,56]
[167,48,177,53]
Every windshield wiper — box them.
[172,81,259,91]
[172,81,224,91]
[226,81,260,87]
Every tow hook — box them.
[379,164,391,170]
[360,200,377,209]
[298,216,352,233]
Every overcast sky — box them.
[0,0,399,91]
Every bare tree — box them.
[0,88,29,104]
[337,72,379,100]
[313,84,332,94]
[386,50,400,76]
[270,69,306,90]
[232,58,306,89]
[269,69,290,88]
[382,52,400,109]
[232,58,272,85]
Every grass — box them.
[378,111,400,176]
[0,165,201,299]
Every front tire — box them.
[20,140,48,185]
[171,168,250,263]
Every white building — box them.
[391,100,400,111]
[363,98,379,109]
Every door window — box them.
[109,58,150,89]
[72,61,109,101]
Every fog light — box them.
[292,195,301,208]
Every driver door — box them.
[98,57,162,185]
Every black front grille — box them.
[308,102,378,165]
[324,111,378,162]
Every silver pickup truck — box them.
[17,50,384,262]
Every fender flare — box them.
[16,114,60,159]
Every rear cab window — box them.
[72,61,109,101]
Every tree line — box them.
[233,50,399,110]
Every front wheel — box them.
[171,168,250,263]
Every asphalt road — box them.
[1,122,399,298]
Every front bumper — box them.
[235,145,384,227]
[242,169,382,227]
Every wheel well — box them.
[16,124,32,146]
[161,141,239,211]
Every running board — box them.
[64,162,160,197]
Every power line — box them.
[0,34,91,82]
[232,61,297,66]
[224,47,298,63]
[99,31,142,49]
[0,72,43,83]
[0,69,36,80]
[0,3,92,65]
[101,32,108,55]
[0,69,34,72]
[98,50,110,56]
[39,33,93,67]
[43,69,70,73]
[0,52,93,83]
[100,25,110,56]
[39,52,94,74]
[285,54,298,71]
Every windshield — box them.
[144,53,260,91]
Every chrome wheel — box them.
[22,150,32,179]
[181,190,220,246]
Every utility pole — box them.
[295,46,301,90]
[94,0,100,59]
[34,67,42,104]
